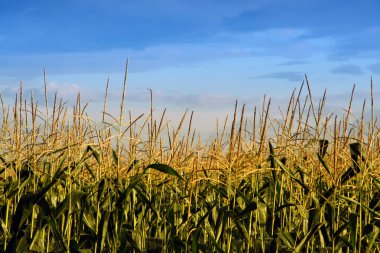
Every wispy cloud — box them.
[331,64,363,75]
[258,72,304,82]
[22,7,40,16]
[368,62,380,74]
[0,27,329,79]
[278,60,308,66]
[328,26,380,61]
[126,89,239,109]
[0,81,112,105]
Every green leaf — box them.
[349,213,358,249]
[274,203,297,213]
[237,202,258,218]
[133,185,159,217]
[365,224,380,253]
[10,193,36,235]
[269,142,277,181]
[6,171,33,199]
[274,157,310,193]
[191,228,202,253]
[55,190,87,218]
[82,207,97,233]
[317,153,331,175]
[214,206,227,242]
[205,228,225,253]
[295,223,323,252]
[146,163,183,180]
[84,163,96,179]
[121,229,141,253]
[87,145,101,164]
[277,229,295,249]
[338,195,380,217]
[112,149,119,165]
[318,139,329,158]
[35,154,68,203]
[235,220,249,242]
[257,202,268,227]
[97,178,106,204]
[127,160,139,174]
[197,202,217,228]
[97,211,110,253]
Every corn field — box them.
[1,73,380,252]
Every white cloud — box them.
[258,71,305,82]
[332,64,363,75]
[369,62,380,74]
[45,82,81,97]
[0,27,334,79]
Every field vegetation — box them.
[1,71,380,252]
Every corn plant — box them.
[0,74,380,252]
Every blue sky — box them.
[1,0,379,132]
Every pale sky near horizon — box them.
[1,0,379,134]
